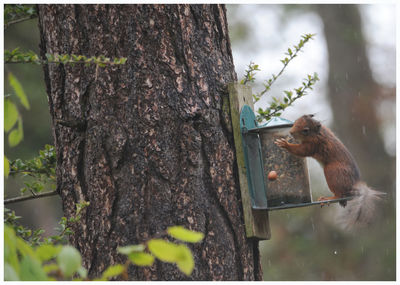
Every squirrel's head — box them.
[289,114,321,141]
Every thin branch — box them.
[4,190,58,205]
[9,169,52,175]
[5,59,123,65]
[5,15,38,29]
[252,33,316,100]
[256,45,304,99]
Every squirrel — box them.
[275,114,385,230]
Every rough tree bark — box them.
[38,4,262,280]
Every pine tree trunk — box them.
[38,4,262,280]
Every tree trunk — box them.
[316,4,395,193]
[38,4,262,280]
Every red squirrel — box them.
[275,114,384,229]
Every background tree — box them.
[37,4,261,280]
[315,4,395,195]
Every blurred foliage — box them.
[7,144,56,195]
[229,20,251,46]
[5,224,89,281]
[5,208,44,247]
[5,223,204,281]
[106,225,204,278]
[4,13,50,162]
[4,4,37,29]
[4,14,57,251]
[5,47,128,66]
[4,71,30,173]
[226,5,253,50]
[5,196,89,247]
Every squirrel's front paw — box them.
[274,138,289,148]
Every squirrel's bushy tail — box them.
[336,181,385,231]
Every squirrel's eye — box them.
[302,128,310,135]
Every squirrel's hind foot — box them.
[317,196,341,207]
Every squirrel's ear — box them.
[306,114,314,118]
[316,121,321,133]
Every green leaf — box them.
[77,266,87,279]
[4,262,19,281]
[45,53,54,61]
[167,226,204,243]
[8,73,30,109]
[147,239,195,276]
[42,263,59,273]
[101,264,125,280]
[20,255,48,281]
[16,236,35,258]
[147,239,179,263]
[117,244,145,255]
[8,117,23,147]
[4,98,18,132]
[4,156,10,178]
[56,245,82,278]
[4,226,19,274]
[175,244,194,276]
[11,47,20,55]
[128,252,155,266]
[36,244,62,262]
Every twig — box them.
[4,190,58,205]
[9,169,51,175]
[257,44,306,98]
[138,230,167,245]
[253,33,316,100]
[5,15,38,29]
[5,59,123,65]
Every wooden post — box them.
[228,82,271,240]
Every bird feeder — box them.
[227,83,349,240]
[240,104,351,210]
